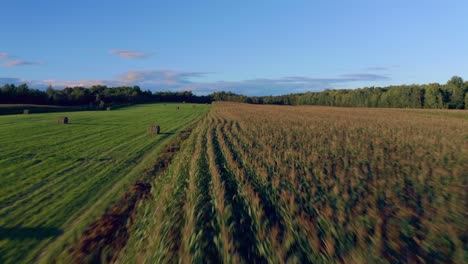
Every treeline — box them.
[214,76,468,109]
[1,76,467,109]
[0,84,211,107]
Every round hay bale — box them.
[57,116,69,124]
[147,125,160,137]
[23,109,30,114]
[106,107,111,111]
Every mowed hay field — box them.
[0,104,84,115]
[0,103,210,263]
[118,102,467,263]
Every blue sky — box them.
[1,0,467,95]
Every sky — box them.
[1,0,467,96]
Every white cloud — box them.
[109,49,151,59]
[2,60,43,67]
[0,52,10,60]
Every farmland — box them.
[0,104,87,115]
[117,103,467,263]
[0,103,210,263]
[1,102,467,263]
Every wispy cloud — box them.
[109,49,152,59]
[366,66,389,71]
[365,65,400,71]
[0,52,10,60]
[339,73,389,80]
[118,70,206,85]
[0,70,390,96]
[3,60,43,67]
[0,77,113,88]
[185,73,390,95]
[41,79,111,87]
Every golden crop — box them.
[120,102,467,263]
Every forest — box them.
[0,85,212,107]
[1,76,467,109]
[213,76,468,109]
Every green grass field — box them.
[0,103,209,263]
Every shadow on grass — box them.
[0,226,63,240]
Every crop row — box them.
[118,103,467,263]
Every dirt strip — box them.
[71,128,194,263]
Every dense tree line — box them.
[1,76,466,109]
[0,84,211,107]
[214,76,468,109]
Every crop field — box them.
[116,103,467,263]
[2,102,467,263]
[0,103,210,263]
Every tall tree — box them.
[446,76,465,109]
[424,83,444,109]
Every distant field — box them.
[0,104,89,115]
[117,103,467,263]
[0,103,210,263]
